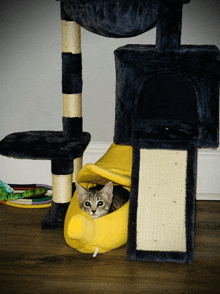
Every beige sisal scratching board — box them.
[127,144,197,263]
[137,149,187,252]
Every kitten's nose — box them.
[92,210,96,214]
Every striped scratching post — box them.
[41,4,87,229]
[54,5,83,204]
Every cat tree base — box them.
[41,202,70,230]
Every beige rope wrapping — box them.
[72,157,83,183]
[63,94,82,118]
[62,20,81,54]
[52,174,72,203]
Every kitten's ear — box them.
[75,182,89,201]
[101,181,114,200]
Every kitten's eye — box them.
[97,201,104,206]
[85,201,91,207]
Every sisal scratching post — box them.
[40,3,91,229]
[61,12,83,185]
[52,6,83,205]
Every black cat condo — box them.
[0,0,219,263]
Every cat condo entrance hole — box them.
[134,73,199,142]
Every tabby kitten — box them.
[75,181,129,219]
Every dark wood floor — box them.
[0,201,219,294]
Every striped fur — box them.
[76,182,129,219]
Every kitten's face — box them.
[76,182,114,219]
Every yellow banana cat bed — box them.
[64,143,132,254]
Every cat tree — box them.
[0,0,219,263]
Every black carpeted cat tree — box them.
[113,1,220,263]
[0,0,219,263]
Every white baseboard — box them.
[0,142,219,200]
[197,148,220,199]
[196,193,220,201]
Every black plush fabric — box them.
[185,143,198,262]
[156,0,184,50]
[62,53,82,94]
[114,45,220,148]
[0,131,90,161]
[62,74,82,94]
[127,143,197,263]
[62,53,82,76]
[52,159,74,175]
[58,0,160,38]
[60,1,73,21]
[41,201,70,230]
[63,117,83,138]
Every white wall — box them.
[0,0,220,197]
